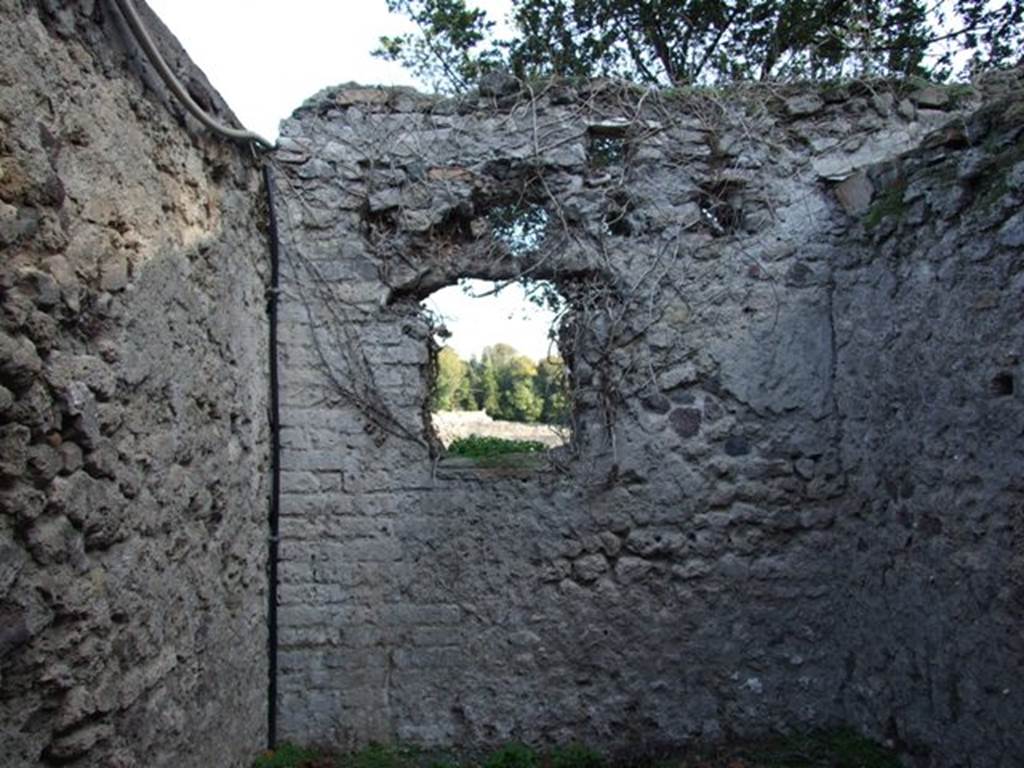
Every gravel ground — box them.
[432,410,569,448]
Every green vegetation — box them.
[483,744,537,768]
[972,138,1024,214]
[489,204,549,256]
[741,727,902,767]
[254,731,901,768]
[448,434,547,458]
[864,180,908,230]
[589,136,626,169]
[432,344,570,426]
[350,744,418,768]
[253,743,323,768]
[548,744,604,768]
[374,0,1024,94]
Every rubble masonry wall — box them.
[0,2,270,766]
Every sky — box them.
[423,280,562,362]
[145,0,553,360]
[146,0,512,141]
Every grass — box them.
[484,744,537,768]
[351,744,418,768]
[254,743,324,768]
[738,728,902,767]
[254,731,900,768]
[548,744,604,768]
[446,436,548,466]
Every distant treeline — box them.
[432,343,569,425]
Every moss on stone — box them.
[864,179,908,229]
[972,140,1024,214]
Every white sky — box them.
[147,0,552,361]
[146,0,512,141]
[423,280,562,362]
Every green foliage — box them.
[864,179,908,229]
[349,744,410,768]
[254,733,899,768]
[492,349,540,422]
[375,0,1024,92]
[448,434,547,457]
[432,347,476,411]
[374,0,504,92]
[483,744,538,768]
[437,344,570,427]
[535,357,570,425]
[253,743,324,768]
[588,135,626,169]
[547,744,604,768]
[489,203,550,256]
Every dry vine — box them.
[271,75,843,476]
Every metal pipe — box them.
[263,161,282,750]
[112,0,274,150]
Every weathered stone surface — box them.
[3,2,1021,764]
[785,93,825,116]
[830,80,1024,766]
[998,210,1024,247]
[272,68,1023,767]
[0,424,31,478]
[669,407,702,438]
[478,71,521,98]
[910,84,950,107]
[0,3,269,767]
[834,171,874,214]
[0,331,43,390]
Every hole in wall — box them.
[603,190,635,236]
[587,122,629,170]
[589,135,627,169]
[421,278,572,455]
[698,178,743,235]
[488,202,549,257]
[991,372,1014,396]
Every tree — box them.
[476,344,535,421]
[376,0,504,92]
[374,0,1023,92]
[439,344,572,422]
[432,346,472,411]
[499,354,543,421]
[535,356,570,425]
[470,354,501,414]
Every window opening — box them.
[589,135,627,168]
[488,203,549,257]
[587,121,629,170]
[421,278,572,456]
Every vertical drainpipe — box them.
[262,161,281,750]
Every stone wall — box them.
[272,70,1021,765]
[831,83,1024,765]
[3,2,1018,762]
[0,2,269,766]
